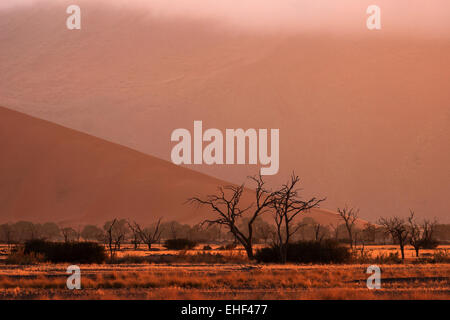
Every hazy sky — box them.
[2,0,450,37]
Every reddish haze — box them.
[0,1,449,222]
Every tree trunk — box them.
[244,245,254,260]
[400,243,405,260]
[347,229,353,249]
[279,244,288,264]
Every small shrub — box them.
[225,243,237,250]
[176,252,247,264]
[5,247,44,265]
[351,249,369,263]
[179,252,225,263]
[217,244,237,250]
[114,254,150,264]
[431,249,450,263]
[164,238,196,250]
[352,249,403,264]
[255,240,351,264]
[415,249,450,264]
[372,251,402,264]
[420,239,439,249]
[24,240,106,263]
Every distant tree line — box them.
[0,218,275,248]
[1,217,447,251]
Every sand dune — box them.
[0,106,227,225]
[0,106,356,227]
[0,1,449,222]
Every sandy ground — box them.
[0,263,448,300]
[0,244,449,300]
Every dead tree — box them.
[188,174,275,260]
[271,173,326,263]
[105,219,118,260]
[337,205,359,249]
[294,222,307,240]
[75,225,82,242]
[313,223,326,242]
[407,211,422,257]
[127,221,142,250]
[104,219,129,259]
[329,222,340,240]
[169,222,178,239]
[362,222,377,243]
[61,227,76,243]
[0,224,14,249]
[130,218,162,250]
[244,174,277,251]
[254,219,274,245]
[378,216,409,260]
[421,218,438,248]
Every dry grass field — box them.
[111,244,450,260]
[0,263,448,300]
[0,244,449,300]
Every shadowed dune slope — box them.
[0,106,357,227]
[0,106,228,225]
